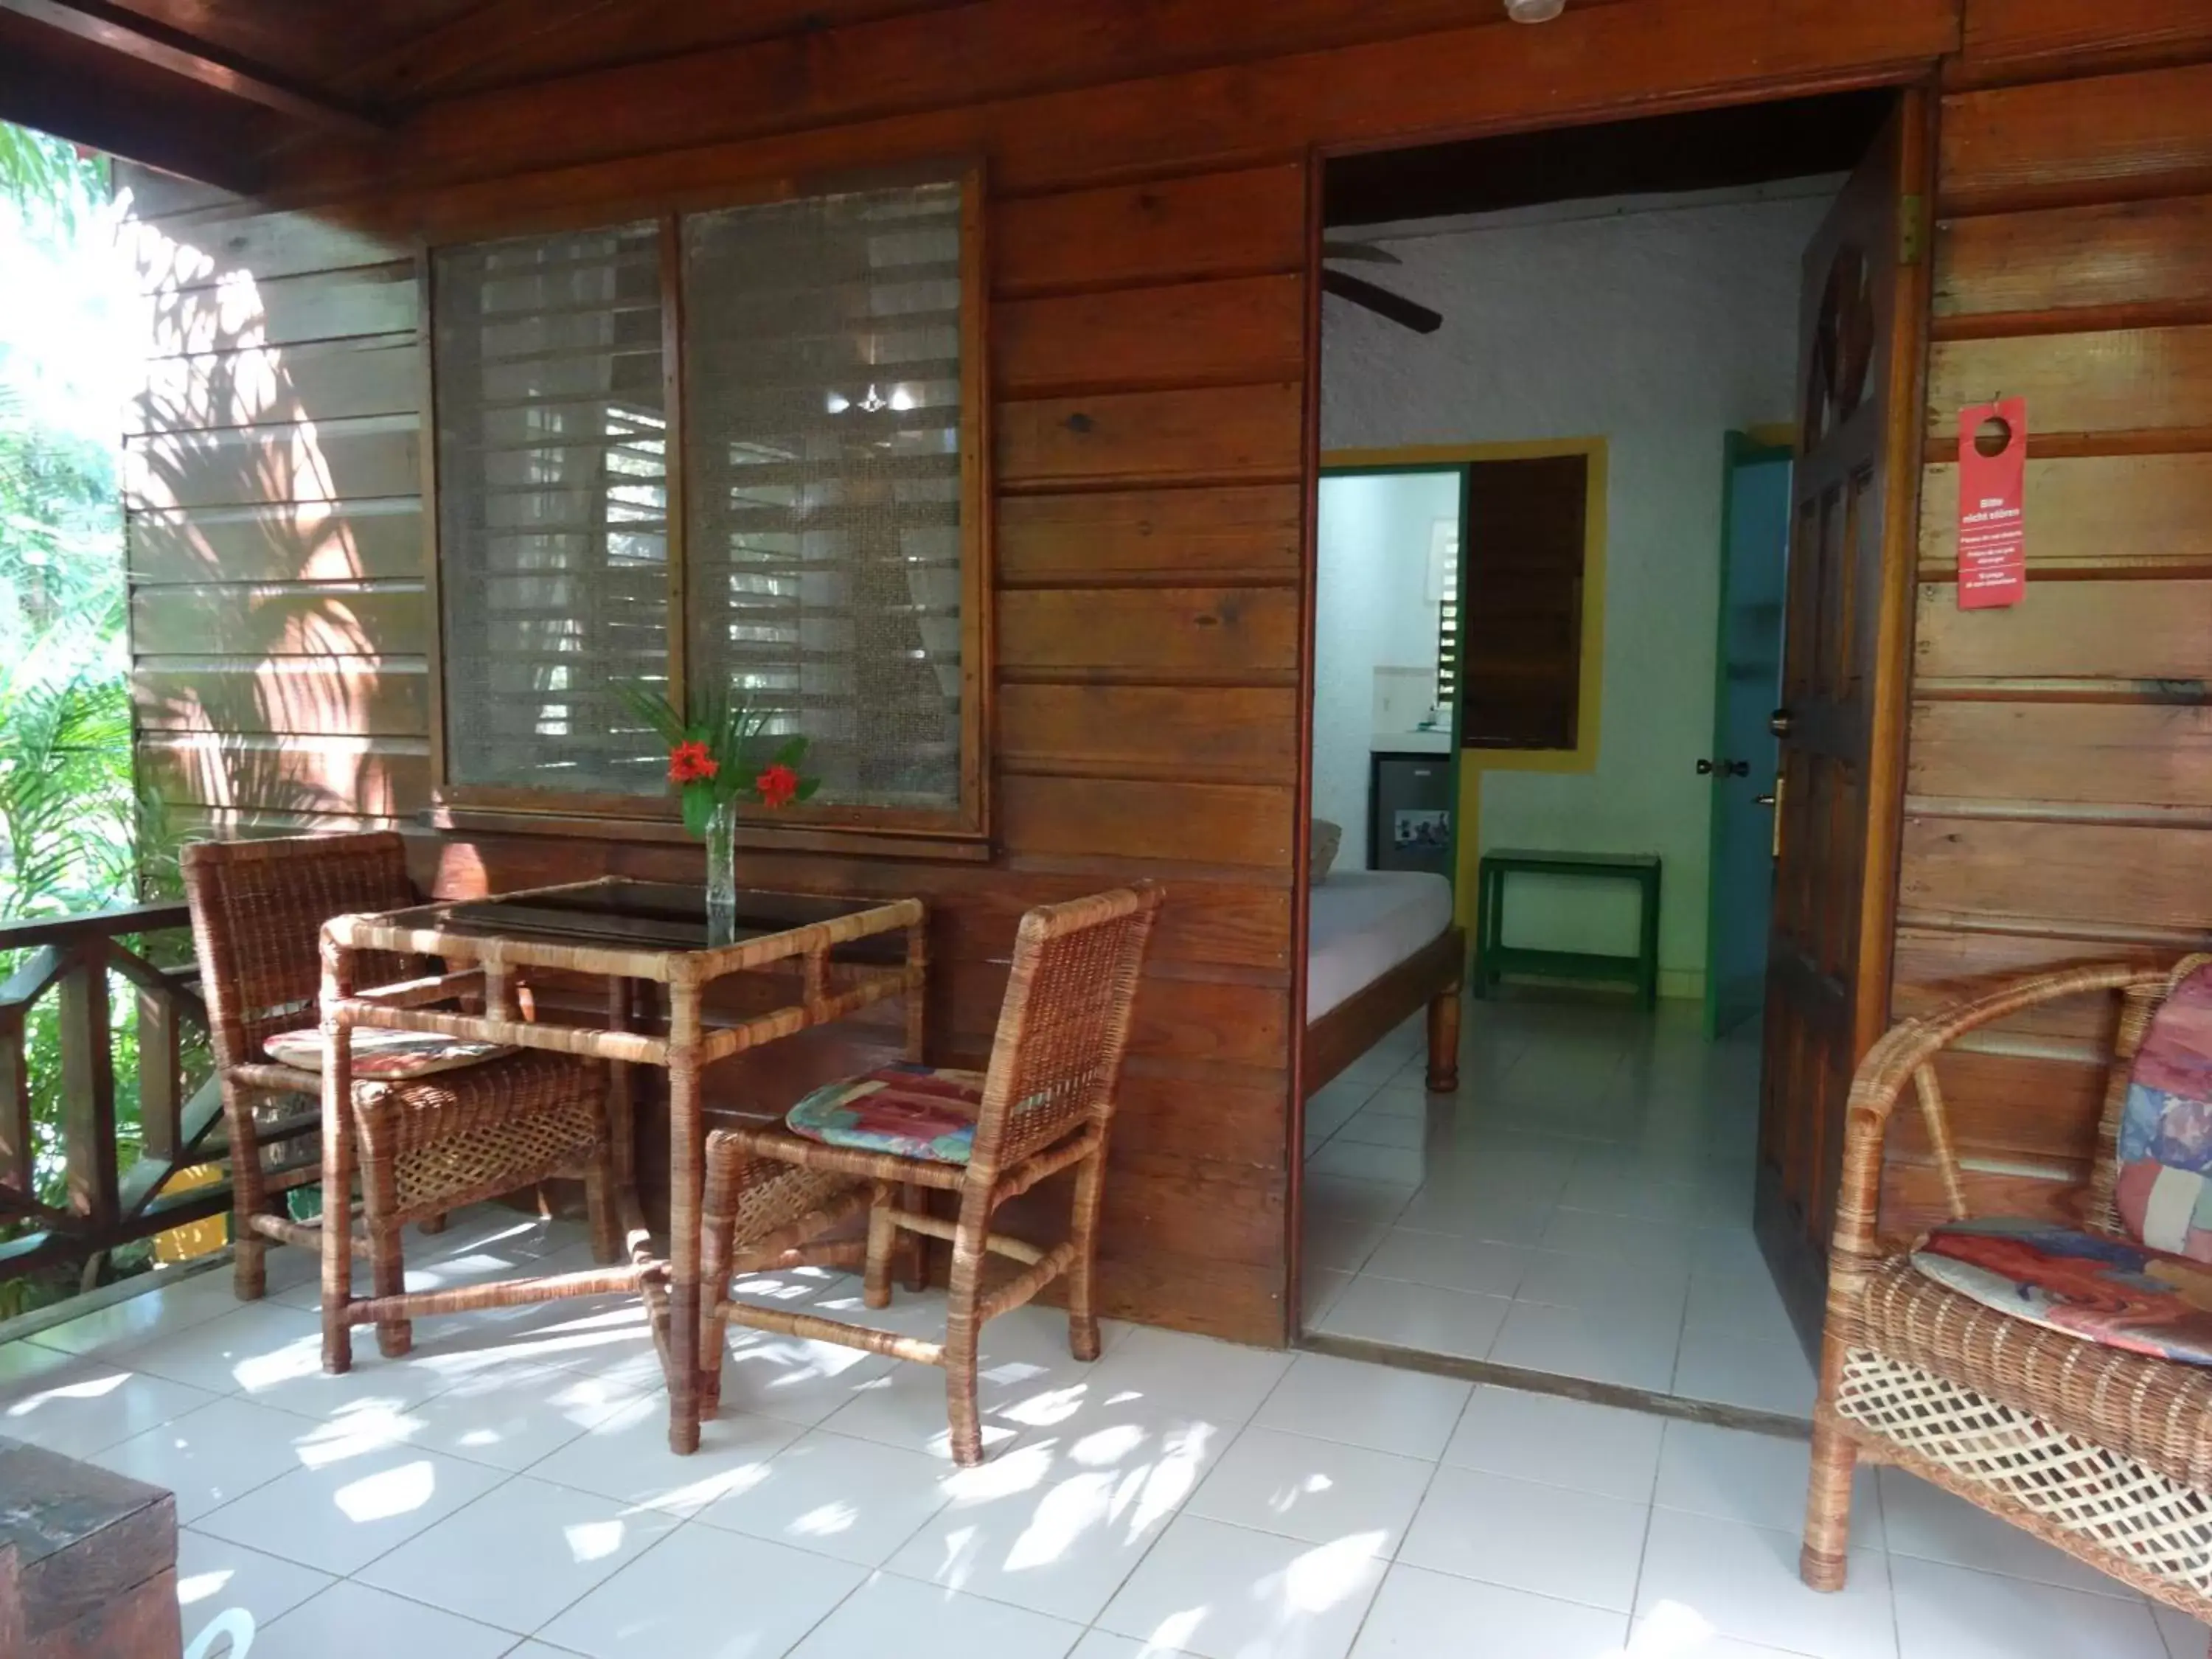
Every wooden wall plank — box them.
[1907,700,2212,810]
[998,684,1298,783]
[1899,816,2212,934]
[125,415,422,509]
[129,500,425,585]
[996,486,1302,586]
[134,335,422,434]
[998,776,1293,868]
[996,384,1302,489]
[1892,925,2162,1043]
[1895,1046,2110,1166]
[995,275,1305,397]
[296,0,1957,237]
[998,587,1300,678]
[940,960,1290,1071]
[131,584,426,657]
[1933,195,2212,325]
[993,166,1307,296]
[1957,0,2212,85]
[1939,60,2212,212]
[133,658,429,737]
[145,263,418,358]
[1926,324,2212,443]
[1914,577,2212,681]
[1917,454,2212,579]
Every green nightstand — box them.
[1474,849,1661,1009]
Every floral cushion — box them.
[2115,962,2212,1262]
[784,1062,984,1164]
[1911,1216,2212,1366]
[263,1026,513,1079]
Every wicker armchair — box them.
[182,833,621,1364]
[698,883,1161,1464]
[1803,955,2212,1628]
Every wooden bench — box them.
[1473,849,1662,1009]
[0,1436,181,1659]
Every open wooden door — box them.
[1756,91,1930,1349]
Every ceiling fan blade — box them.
[1321,239,1403,265]
[1321,269,1443,334]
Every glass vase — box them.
[705,796,739,945]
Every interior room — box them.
[1299,93,1888,1415]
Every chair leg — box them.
[1067,1149,1107,1363]
[863,1192,898,1310]
[900,1180,929,1293]
[223,1086,268,1301]
[584,1146,620,1267]
[1801,1417,1858,1590]
[943,1194,991,1467]
[319,1102,353,1377]
[358,1131,411,1360]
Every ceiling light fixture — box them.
[1505,0,1565,20]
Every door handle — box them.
[1768,708,1795,739]
[1697,758,1750,777]
[1752,793,1775,807]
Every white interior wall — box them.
[1313,470,1461,870]
[1321,181,1834,991]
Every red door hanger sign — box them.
[1956,397,2027,610]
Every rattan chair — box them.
[1804,954,2212,1632]
[182,832,621,1364]
[698,883,1161,1464]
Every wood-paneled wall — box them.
[1888,49,2212,1228]
[122,0,2212,1340]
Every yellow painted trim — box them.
[1320,442,1607,935]
[1744,420,1798,451]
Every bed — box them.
[1304,869,1464,1096]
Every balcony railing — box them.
[0,901,233,1289]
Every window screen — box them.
[681,183,965,810]
[434,223,668,793]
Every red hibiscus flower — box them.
[755,762,800,809]
[667,740,718,783]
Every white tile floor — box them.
[1,1203,2205,1658]
[1303,998,1819,1417]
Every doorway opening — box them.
[1298,86,1913,1422]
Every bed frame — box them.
[1303,923,1465,1098]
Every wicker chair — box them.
[182,832,621,1365]
[1803,954,2212,1630]
[698,883,1161,1464]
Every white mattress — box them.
[1306,870,1454,1022]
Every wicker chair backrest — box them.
[970,884,1161,1172]
[181,832,416,1072]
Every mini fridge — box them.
[1368,751,1455,875]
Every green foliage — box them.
[613,681,820,837]
[0,121,150,1310]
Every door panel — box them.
[1757,91,1930,1351]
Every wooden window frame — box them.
[420,162,993,856]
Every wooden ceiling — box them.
[0,0,975,192]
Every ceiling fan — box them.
[1321,240,1444,335]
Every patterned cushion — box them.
[2116,963,2212,1261]
[784,1062,984,1164]
[264,1026,513,1079]
[1911,1216,2212,1366]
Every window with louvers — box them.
[683,183,964,810]
[429,176,977,829]
[434,223,669,794]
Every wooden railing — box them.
[0,902,232,1285]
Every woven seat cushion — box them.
[1913,1217,2212,1366]
[784,1062,984,1164]
[2115,963,2212,1261]
[349,1046,604,1158]
[265,1026,514,1079]
[1858,1253,2212,1492]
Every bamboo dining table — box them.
[319,876,927,1452]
